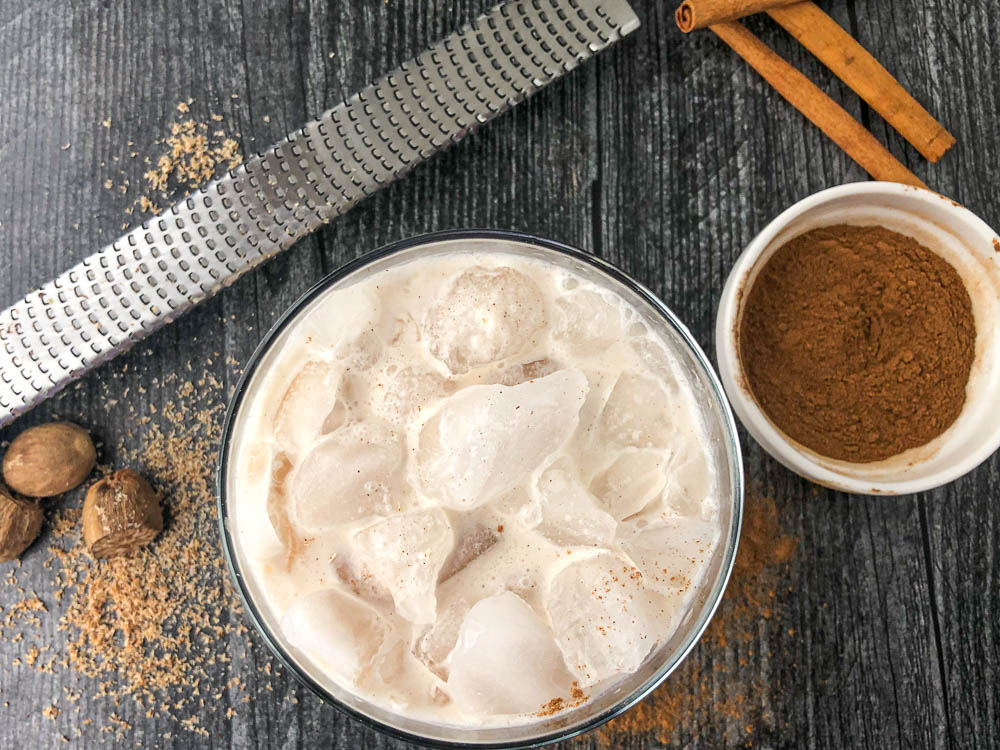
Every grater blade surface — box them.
[0,0,638,426]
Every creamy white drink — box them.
[228,246,722,727]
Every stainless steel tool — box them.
[0,0,639,427]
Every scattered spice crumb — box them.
[129,102,242,216]
[109,713,131,730]
[1,373,266,737]
[143,118,242,194]
[138,195,159,215]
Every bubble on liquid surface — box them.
[590,448,668,520]
[531,468,616,548]
[288,421,402,532]
[281,589,388,680]
[424,266,546,374]
[447,591,574,715]
[272,360,344,455]
[416,370,588,510]
[353,509,454,625]
[545,552,662,687]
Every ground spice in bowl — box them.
[738,224,976,463]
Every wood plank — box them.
[1,0,999,747]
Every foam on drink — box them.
[228,248,723,726]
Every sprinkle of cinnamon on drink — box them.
[537,697,564,716]
[536,681,588,716]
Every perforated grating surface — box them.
[0,0,639,426]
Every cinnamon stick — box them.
[767,3,954,162]
[709,21,927,188]
[675,0,799,32]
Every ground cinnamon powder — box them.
[739,224,975,462]
[595,491,798,746]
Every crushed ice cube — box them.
[553,289,624,355]
[565,369,619,476]
[545,552,661,687]
[334,554,394,609]
[416,370,588,510]
[532,468,616,547]
[363,636,408,689]
[336,330,382,371]
[370,366,450,426]
[438,521,498,583]
[353,509,453,624]
[620,515,720,600]
[599,372,677,449]
[447,591,573,715]
[297,283,378,352]
[288,421,402,532]
[424,266,546,374]
[590,448,668,520]
[272,360,344,455]
[494,358,560,386]
[632,336,676,376]
[280,589,388,680]
[412,598,470,681]
[236,443,288,560]
[662,440,714,516]
[265,450,295,552]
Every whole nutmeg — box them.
[82,469,163,559]
[3,422,96,498]
[0,483,44,562]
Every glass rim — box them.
[216,229,745,749]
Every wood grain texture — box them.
[709,19,927,187]
[767,1,954,161]
[1,0,998,748]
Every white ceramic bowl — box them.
[716,182,1000,495]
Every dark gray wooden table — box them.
[2,0,998,747]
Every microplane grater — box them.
[0,0,639,427]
